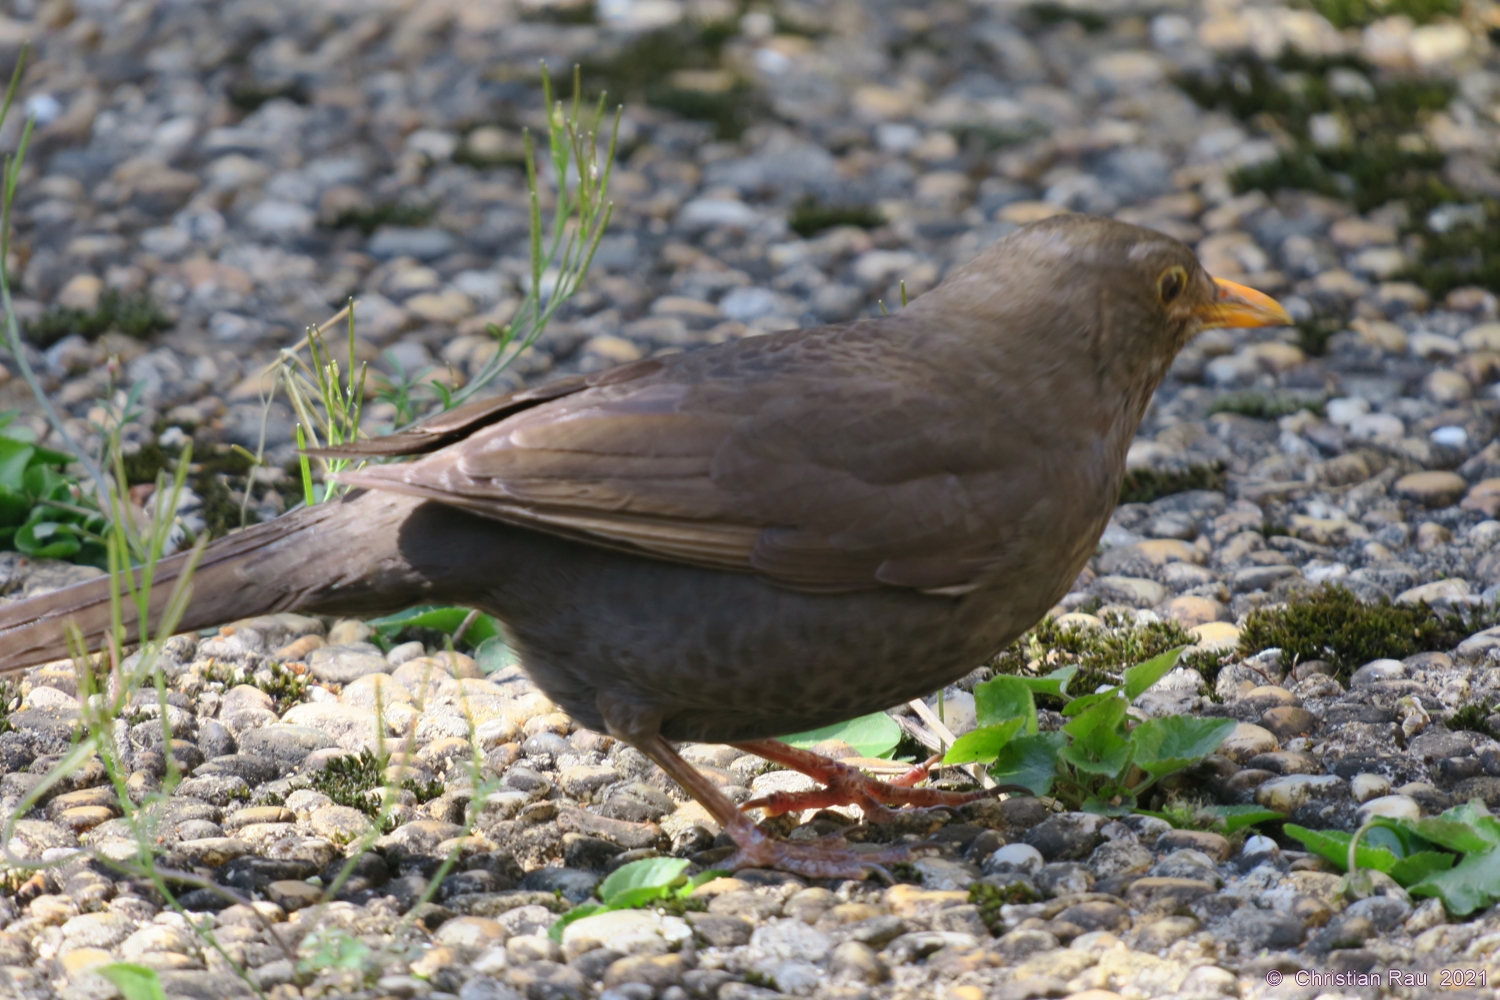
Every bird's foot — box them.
[735,742,1001,821]
[716,813,918,881]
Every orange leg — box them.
[732,738,1024,822]
[639,735,915,880]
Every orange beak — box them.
[1194,277,1293,329]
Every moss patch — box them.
[1237,584,1500,680]
[228,79,310,113]
[1025,2,1109,32]
[121,438,259,540]
[970,880,1041,934]
[992,611,1197,705]
[1208,391,1327,421]
[326,201,436,236]
[1446,701,1497,740]
[580,21,768,139]
[1175,51,1500,296]
[203,660,307,713]
[307,748,445,818]
[788,197,885,238]
[1119,463,1226,504]
[25,290,173,348]
[1304,0,1459,29]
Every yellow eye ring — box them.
[1158,266,1188,306]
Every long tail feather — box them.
[0,490,428,674]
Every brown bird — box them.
[0,216,1289,877]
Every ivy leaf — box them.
[989,732,1065,796]
[1130,716,1237,779]
[599,857,691,908]
[1123,646,1186,700]
[973,676,1037,733]
[943,718,1026,765]
[780,712,902,759]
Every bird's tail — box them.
[0,489,433,674]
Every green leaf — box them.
[96,964,168,1000]
[1123,646,1186,700]
[1389,851,1456,887]
[1408,846,1500,916]
[1130,716,1237,779]
[1060,689,1119,717]
[1062,693,1127,741]
[780,712,902,759]
[475,635,521,674]
[599,857,691,908]
[1060,696,1132,776]
[1393,799,1500,854]
[676,869,728,898]
[943,718,1026,765]
[973,676,1037,733]
[0,484,30,525]
[1012,666,1078,699]
[15,519,81,559]
[365,605,500,645]
[1283,824,1399,875]
[548,902,609,941]
[1204,805,1283,833]
[0,437,31,490]
[989,732,1065,795]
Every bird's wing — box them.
[307,358,668,458]
[341,323,1046,593]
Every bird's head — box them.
[918,214,1291,380]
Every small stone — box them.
[1093,575,1166,607]
[1218,723,1279,763]
[1254,774,1346,814]
[1393,471,1468,507]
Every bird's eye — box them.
[1157,266,1187,306]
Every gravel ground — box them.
[8,0,1500,997]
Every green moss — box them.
[970,880,1040,934]
[1119,463,1226,504]
[327,201,436,236]
[1397,199,1500,299]
[202,660,307,712]
[1295,315,1346,357]
[645,83,767,141]
[307,747,446,818]
[519,1,596,24]
[0,678,17,735]
[309,749,387,815]
[1176,54,1455,213]
[1304,0,1459,29]
[25,290,173,349]
[1208,391,1327,420]
[1026,2,1109,31]
[992,611,1197,704]
[1446,701,1497,740]
[580,21,762,138]
[787,197,885,238]
[228,79,310,113]
[1237,584,1500,680]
